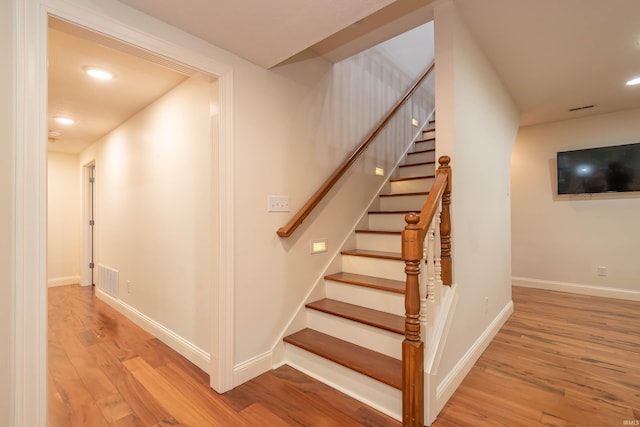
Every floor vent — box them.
[98,265,119,297]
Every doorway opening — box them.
[45,10,232,407]
[17,4,235,423]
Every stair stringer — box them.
[423,282,459,425]
[426,295,514,426]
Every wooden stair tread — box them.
[341,249,402,260]
[399,161,436,168]
[283,328,402,389]
[367,210,413,214]
[324,272,405,294]
[407,148,435,155]
[390,174,435,183]
[354,229,400,235]
[306,298,404,335]
[379,191,429,198]
[416,137,436,143]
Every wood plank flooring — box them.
[49,285,640,426]
[48,285,399,426]
[434,286,640,426]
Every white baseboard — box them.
[433,299,514,416]
[47,275,81,287]
[513,277,640,301]
[95,289,211,373]
[233,352,272,387]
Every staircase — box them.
[283,121,437,420]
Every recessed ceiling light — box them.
[85,67,114,80]
[54,116,75,125]
[626,77,640,86]
[48,130,61,138]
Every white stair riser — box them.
[414,139,435,152]
[379,195,425,211]
[306,310,403,359]
[367,214,406,231]
[342,256,405,281]
[396,164,434,179]
[325,280,405,316]
[356,232,401,252]
[406,151,436,164]
[390,177,435,194]
[284,346,402,421]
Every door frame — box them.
[81,160,95,287]
[15,0,235,424]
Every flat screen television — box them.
[557,143,640,195]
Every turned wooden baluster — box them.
[435,206,443,292]
[401,213,424,427]
[438,156,453,286]
[425,218,436,328]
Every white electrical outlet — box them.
[268,195,290,212]
[597,266,607,277]
[484,297,489,313]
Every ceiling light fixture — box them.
[54,116,75,125]
[85,67,114,80]
[626,77,640,86]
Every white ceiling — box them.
[116,0,401,69]
[48,20,191,153]
[48,0,640,153]
[455,0,640,126]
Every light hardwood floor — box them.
[48,285,640,426]
[48,285,399,426]
[435,286,640,426]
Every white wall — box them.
[374,22,435,79]
[80,77,213,354]
[433,0,520,408]
[0,0,15,423]
[512,108,640,299]
[47,152,81,286]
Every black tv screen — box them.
[557,143,640,194]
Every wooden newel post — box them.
[437,156,453,286]
[401,213,424,427]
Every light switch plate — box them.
[268,195,290,212]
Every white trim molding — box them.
[96,290,211,373]
[233,352,273,388]
[14,0,49,425]
[424,283,458,425]
[47,276,81,288]
[432,299,514,420]
[513,277,640,301]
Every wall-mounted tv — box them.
[557,143,640,195]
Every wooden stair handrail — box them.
[401,155,452,427]
[277,61,436,238]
